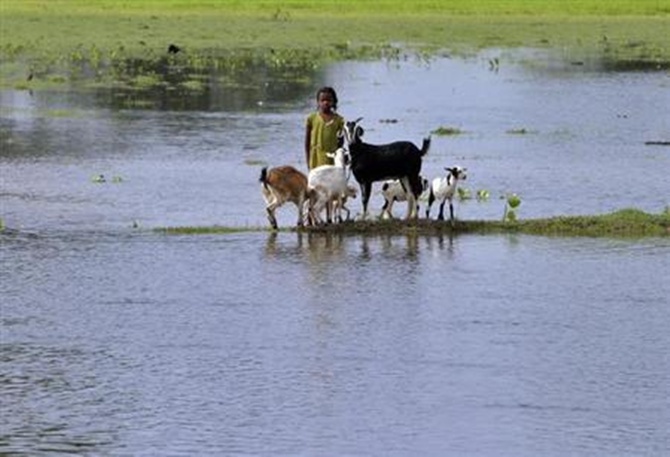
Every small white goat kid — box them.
[425,166,468,224]
[307,148,351,224]
[334,184,358,221]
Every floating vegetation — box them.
[457,187,472,201]
[91,174,124,183]
[476,189,490,201]
[431,126,465,136]
[244,159,268,166]
[503,193,522,222]
[506,128,535,135]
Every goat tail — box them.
[420,136,432,156]
[259,166,268,184]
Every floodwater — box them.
[2,51,670,456]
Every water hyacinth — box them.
[507,193,521,209]
[457,187,472,201]
[476,189,490,201]
[503,193,522,222]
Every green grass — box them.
[156,209,670,238]
[2,0,669,88]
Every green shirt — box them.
[306,112,345,169]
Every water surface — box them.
[2,52,669,456]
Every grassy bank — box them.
[2,0,669,88]
[158,209,670,238]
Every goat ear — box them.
[357,126,364,137]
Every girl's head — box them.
[316,86,338,113]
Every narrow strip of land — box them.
[158,209,670,238]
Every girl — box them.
[304,86,345,170]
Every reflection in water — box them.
[361,233,421,261]
[87,52,323,112]
[2,232,669,456]
[264,231,457,264]
[423,231,455,256]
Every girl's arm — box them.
[304,124,311,168]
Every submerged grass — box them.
[2,1,669,89]
[157,209,670,238]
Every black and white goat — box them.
[343,117,430,220]
[425,166,468,224]
[380,176,429,219]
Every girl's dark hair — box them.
[316,86,338,110]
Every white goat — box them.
[425,166,468,225]
[380,176,429,219]
[307,148,350,224]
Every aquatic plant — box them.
[503,193,522,222]
[431,126,464,136]
[457,187,472,201]
[506,128,535,135]
[476,189,490,201]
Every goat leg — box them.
[405,193,416,220]
[437,201,446,221]
[360,182,372,220]
[266,207,278,230]
[426,191,435,219]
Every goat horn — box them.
[354,117,363,123]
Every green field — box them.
[2,0,669,88]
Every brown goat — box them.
[260,165,312,229]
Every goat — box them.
[380,176,429,219]
[343,117,430,220]
[259,165,311,229]
[425,166,468,225]
[307,148,350,224]
[334,184,358,221]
